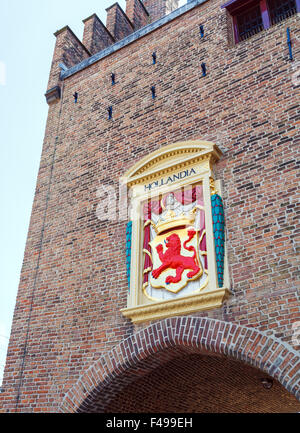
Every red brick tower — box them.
[1,0,300,413]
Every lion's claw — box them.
[152,270,159,279]
[165,276,174,284]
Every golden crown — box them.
[155,210,195,235]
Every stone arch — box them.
[60,317,300,413]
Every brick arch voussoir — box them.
[59,317,300,412]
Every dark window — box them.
[268,0,297,25]
[236,3,264,41]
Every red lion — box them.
[152,229,201,285]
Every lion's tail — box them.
[183,230,197,259]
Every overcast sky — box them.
[0,0,186,384]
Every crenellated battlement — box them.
[106,2,135,41]
[46,25,91,100]
[126,0,150,29]
[82,14,115,55]
[45,0,183,101]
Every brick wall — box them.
[0,0,299,413]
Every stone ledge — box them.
[45,85,61,104]
[121,287,231,324]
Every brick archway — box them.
[60,317,300,413]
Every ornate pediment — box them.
[123,141,222,187]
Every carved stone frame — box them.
[121,141,231,323]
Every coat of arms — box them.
[143,186,208,300]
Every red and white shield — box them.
[149,227,203,294]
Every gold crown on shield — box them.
[155,209,195,235]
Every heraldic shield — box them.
[150,225,203,294]
[142,186,208,300]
